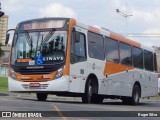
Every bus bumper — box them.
[8,76,69,92]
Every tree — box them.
[0,2,4,17]
[0,11,4,17]
[0,42,4,58]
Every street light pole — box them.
[116,2,132,37]
[116,9,133,18]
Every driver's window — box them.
[71,31,86,64]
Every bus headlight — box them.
[55,68,64,79]
[10,69,16,80]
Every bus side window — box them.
[132,47,143,69]
[144,50,154,71]
[105,37,119,63]
[119,42,132,66]
[88,32,105,60]
[71,31,86,64]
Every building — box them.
[0,15,8,45]
[0,46,10,77]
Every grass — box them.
[0,77,8,92]
[0,77,35,96]
[142,96,160,100]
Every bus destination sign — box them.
[19,20,65,30]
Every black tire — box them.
[131,85,140,105]
[82,79,93,103]
[36,93,48,101]
[122,85,140,105]
[82,78,100,104]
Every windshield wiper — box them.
[25,30,32,46]
[41,28,55,45]
[35,28,55,57]
[25,31,33,58]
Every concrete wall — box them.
[1,46,10,58]
[0,46,10,77]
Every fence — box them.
[0,66,8,77]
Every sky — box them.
[1,0,160,47]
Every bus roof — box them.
[16,17,155,53]
[75,19,155,53]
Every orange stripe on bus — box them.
[63,18,76,76]
[110,32,141,48]
[88,26,100,34]
[17,58,32,63]
[103,61,134,75]
[15,71,57,82]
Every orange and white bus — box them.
[6,17,158,105]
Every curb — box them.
[0,92,9,96]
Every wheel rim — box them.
[88,85,92,102]
[134,90,139,103]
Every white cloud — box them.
[132,11,154,23]
[131,10,160,24]
[39,3,78,18]
[2,0,23,13]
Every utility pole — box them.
[0,2,4,17]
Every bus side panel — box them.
[69,62,87,93]
[103,68,158,97]
[105,71,133,97]
[141,71,158,97]
[103,62,135,96]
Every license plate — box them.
[29,83,40,87]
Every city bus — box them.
[5,17,158,105]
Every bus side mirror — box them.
[5,29,15,45]
[5,33,10,45]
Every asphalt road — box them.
[0,94,160,120]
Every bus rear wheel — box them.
[131,85,140,105]
[122,85,140,105]
[36,93,48,101]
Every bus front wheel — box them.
[36,93,48,101]
[82,78,100,104]
[82,79,93,103]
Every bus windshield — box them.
[11,30,67,66]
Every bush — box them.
[0,77,8,92]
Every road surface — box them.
[0,93,160,120]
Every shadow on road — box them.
[15,97,148,106]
